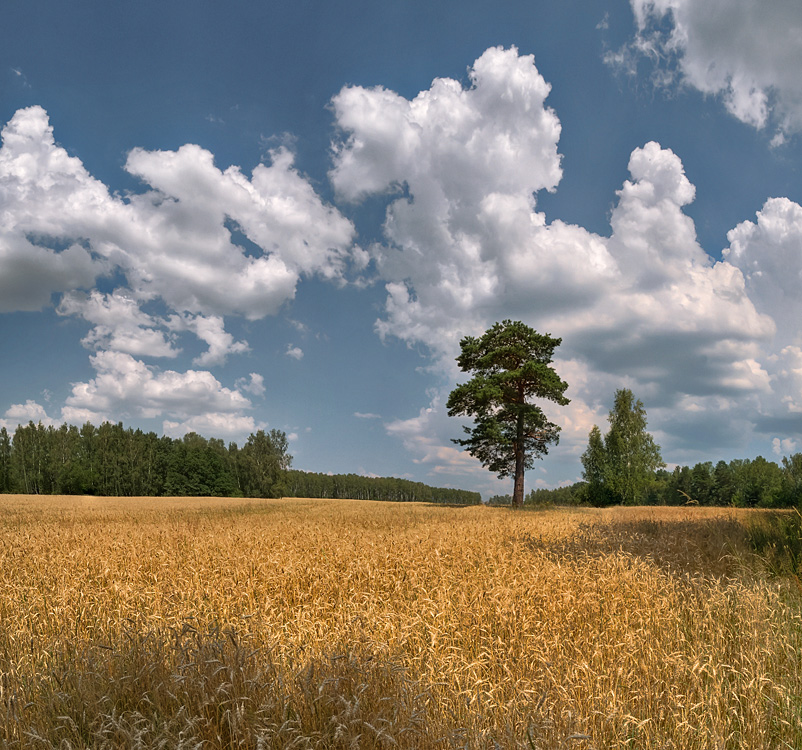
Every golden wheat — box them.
[0,496,800,748]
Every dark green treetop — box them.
[446,320,569,507]
[582,388,664,505]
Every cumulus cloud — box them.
[0,108,105,310]
[285,345,304,360]
[723,198,802,433]
[0,103,355,328]
[773,437,797,456]
[0,104,358,435]
[331,45,565,364]
[163,413,260,440]
[725,197,802,341]
[620,0,802,137]
[330,46,780,474]
[62,351,253,430]
[0,400,59,431]
[166,313,249,367]
[236,373,266,397]
[122,143,355,317]
[0,237,99,312]
[58,290,180,358]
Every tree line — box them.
[444,320,802,511]
[487,454,802,509]
[0,421,291,498]
[577,387,802,508]
[285,470,480,504]
[487,387,802,508]
[0,420,478,503]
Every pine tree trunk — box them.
[512,406,525,507]
[512,457,525,507]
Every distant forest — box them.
[0,421,480,505]
[490,455,802,508]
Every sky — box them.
[2,0,802,499]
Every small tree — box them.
[239,429,292,498]
[602,388,664,505]
[446,320,569,507]
[580,424,609,506]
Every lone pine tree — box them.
[447,320,569,507]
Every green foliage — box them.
[501,449,802,509]
[581,389,663,506]
[285,470,481,505]
[603,389,664,505]
[580,425,611,506]
[0,427,11,493]
[524,484,584,506]
[0,420,477,503]
[447,320,569,506]
[164,433,238,497]
[490,483,589,507]
[2,420,290,499]
[239,429,292,498]
[488,493,513,506]
[631,453,802,509]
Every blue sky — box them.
[2,0,802,498]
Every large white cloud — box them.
[0,400,59,431]
[623,0,802,138]
[330,46,570,362]
[57,290,180,358]
[61,350,254,430]
[725,197,802,339]
[724,197,802,436]
[122,143,356,317]
[0,107,106,310]
[0,105,356,438]
[0,106,356,320]
[330,46,781,476]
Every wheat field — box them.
[0,495,800,748]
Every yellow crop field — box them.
[0,495,800,748]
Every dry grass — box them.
[0,496,800,748]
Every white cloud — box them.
[0,236,99,313]
[236,373,266,397]
[166,313,249,367]
[0,400,59,431]
[331,45,566,367]
[725,197,802,342]
[0,104,358,437]
[354,412,381,419]
[623,0,802,137]
[330,46,780,477]
[722,197,802,433]
[285,345,304,360]
[163,413,260,440]
[58,290,180,358]
[0,105,355,322]
[0,107,109,311]
[122,143,355,317]
[772,436,797,456]
[63,351,252,426]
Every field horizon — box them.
[1,495,800,748]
